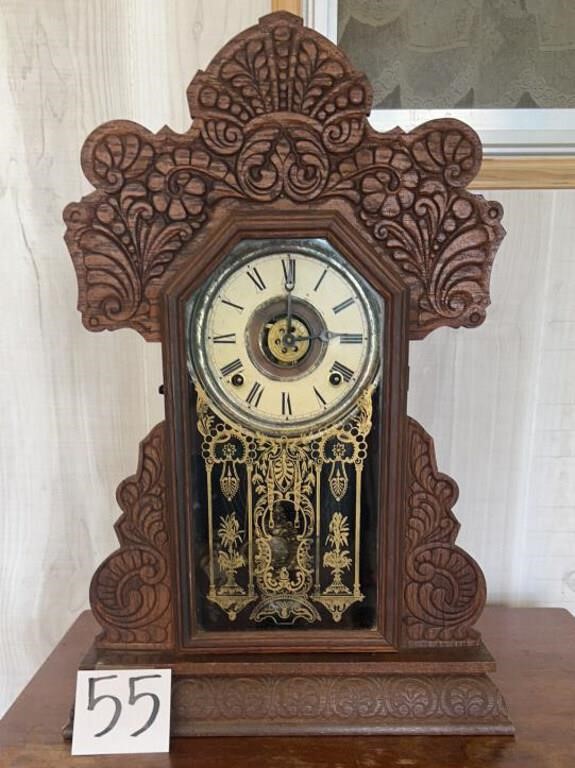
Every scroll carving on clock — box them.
[403,418,486,646]
[89,422,173,648]
[64,12,504,342]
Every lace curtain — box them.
[337,0,575,108]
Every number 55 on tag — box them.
[71,669,171,755]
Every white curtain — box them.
[338,0,575,108]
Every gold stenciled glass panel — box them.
[185,238,384,631]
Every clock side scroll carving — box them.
[63,11,504,341]
[403,418,486,646]
[87,416,487,650]
[89,422,174,648]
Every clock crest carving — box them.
[63,12,513,736]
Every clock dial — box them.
[187,240,382,434]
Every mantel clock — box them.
[63,12,513,736]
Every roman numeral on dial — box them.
[314,268,328,292]
[246,267,266,291]
[220,358,243,377]
[282,256,296,285]
[281,391,292,416]
[221,298,244,312]
[246,381,264,407]
[340,333,363,344]
[313,386,326,407]
[332,297,355,314]
[330,360,354,382]
[212,333,236,344]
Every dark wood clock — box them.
[63,11,513,736]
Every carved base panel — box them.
[64,644,513,738]
[171,672,513,737]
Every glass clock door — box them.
[185,238,384,632]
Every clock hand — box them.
[284,257,295,337]
[286,289,294,335]
[294,330,341,342]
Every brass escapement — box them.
[246,297,327,381]
[266,316,310,365]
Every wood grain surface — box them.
[1,606,574,766]
[272,0,301,13]
[471,157,575,190]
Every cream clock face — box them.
[186,239,383,435]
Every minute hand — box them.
[294,330,345,342]
[284,259,295,333]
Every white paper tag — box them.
[71,669,172,755]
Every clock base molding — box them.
[64,643,513,737]
[170,672,513,737]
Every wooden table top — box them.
[1,606,574,767]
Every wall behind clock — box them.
[408,188,575,620]
[0,0,269,718]
[1,0,574,718]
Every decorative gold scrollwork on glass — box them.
[196,386,374,625]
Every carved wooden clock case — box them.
[63,12,513,736]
